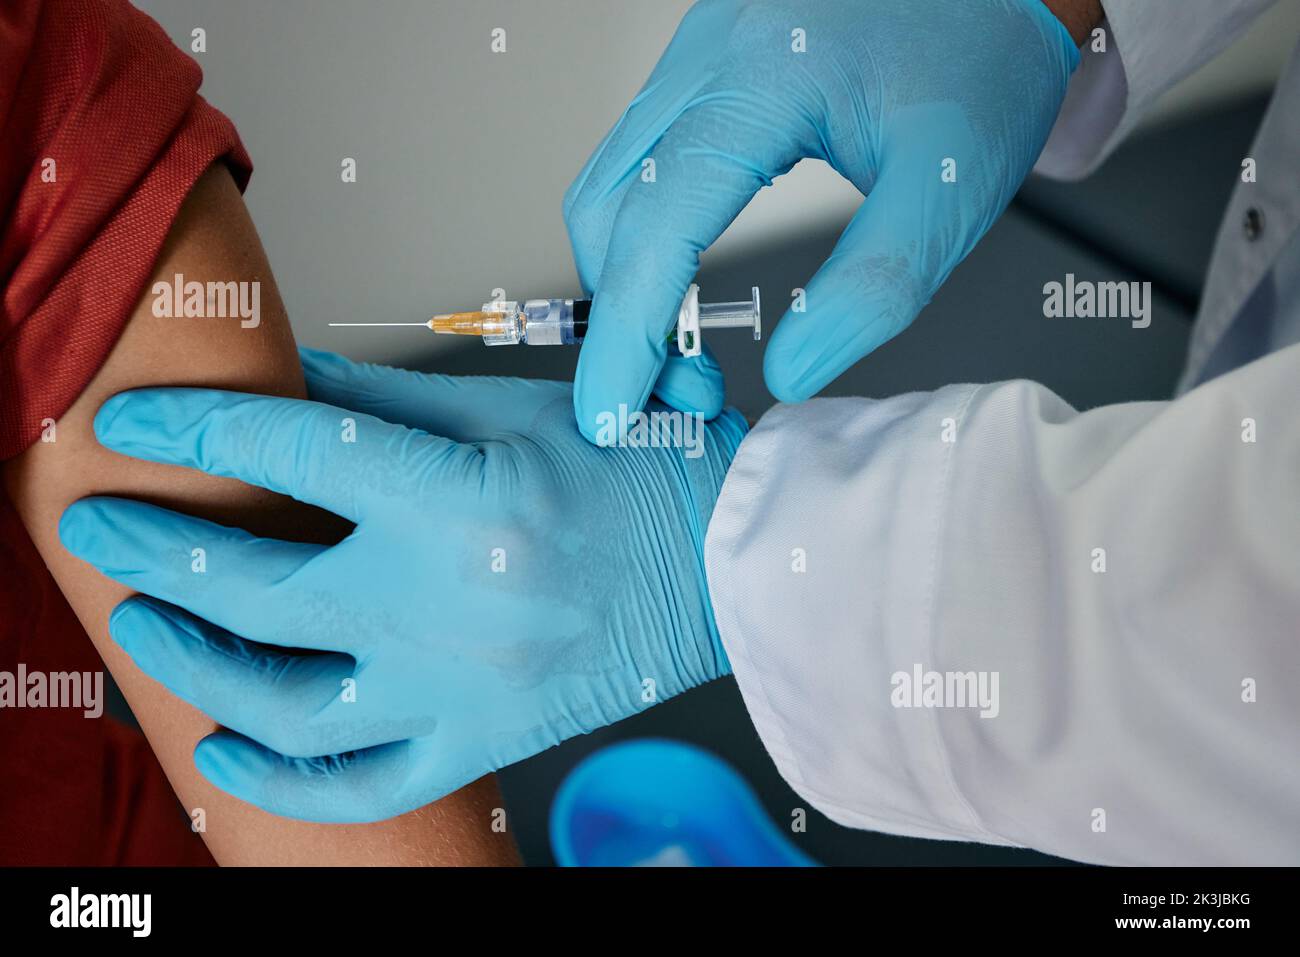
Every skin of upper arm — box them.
[2,164,519,866]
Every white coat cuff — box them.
[704,392,1011,846]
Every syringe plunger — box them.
[698,287,762,337]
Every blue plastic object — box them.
[550,739,816,866]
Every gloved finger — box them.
[299,347,570,439]
[563,0,736,293]
[59,496,351,653]
[92,387,485,522]
[572,98,804,441]
[303,345,723,444]
[563,82,689,296]
[108,595,370,758]
[764,136,961,403]
[193,730,439,824]
[651,344,725,420]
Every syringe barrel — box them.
[518,298,588,345]
[481,288,757,347]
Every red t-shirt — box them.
[0,0,253,864]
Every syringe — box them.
[332,285,761,357]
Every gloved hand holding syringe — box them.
[332,284,761,358]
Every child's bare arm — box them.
[4,163,519,865]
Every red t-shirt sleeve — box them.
[0,0,252,459]
[0,492,217,866]
[0,0,254,865]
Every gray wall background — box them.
[137,0,1300,369]
[127,0,1298,864]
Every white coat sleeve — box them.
[704,343,1300,866]
[1036,0,1281,179]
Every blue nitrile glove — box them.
[58,348,747,823]
[565,0,1079,437]
[648,334,730,420]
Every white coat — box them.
[705,0,1300,865]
